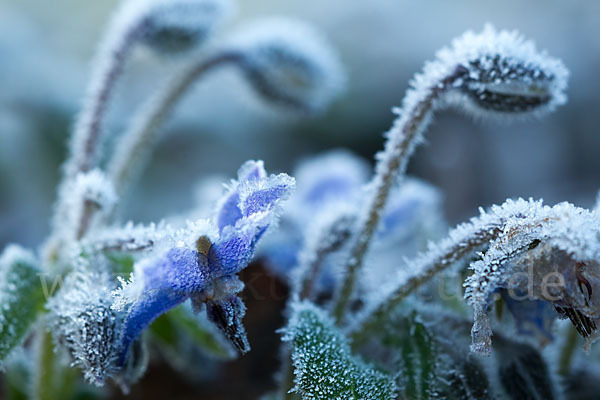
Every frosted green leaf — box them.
[282,301,396,400]
[372,310,492,400]
[0,245,45,363]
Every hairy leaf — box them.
[283,302,396,400]
[0,245,45,363]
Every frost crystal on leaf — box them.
[282,301,397,400]
[46,270,120,386]
[227,18,345,113]
[0,245,44,364]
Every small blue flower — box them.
[113,160,294,365]
[259,150,444,288]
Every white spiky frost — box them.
[0,245,42,364]
[226,17,345,112]
[464,200,600,355]
[283,301,397,399]
[54,169,117,242]
[111,218,218,310]
[410,23,568,120]
[335,26,569,321]
[350,198,556,339]
[85,220,171,253]
[46,270,120,386]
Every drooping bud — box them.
[226,18,345,113]
[426,24,568,117]
[138,0,232,54]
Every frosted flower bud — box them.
[47,271,120,386]
[464,200,600,355]
[227,18,345,113]
[139,0,231,54]
[110,0,230,55]
[424,24,568,117]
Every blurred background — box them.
[1,0,599,398]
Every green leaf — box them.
[369,309,492,400]
[283,301,397,400]
[151,304,236,361]
[0,245,46,363]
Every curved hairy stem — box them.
[67,25,143,178]
[348,222,499,344]
[108,51,242,199]
[332,66,468,323]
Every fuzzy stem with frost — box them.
[332,66,468,322]
[45,19,146,263]
[67,25,143,179]
[108,51,242,198]
[293,214,354,300]
[349,220,501,343]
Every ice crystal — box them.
[351,198,549,340]
[46,270,119,386]
[113,161,293,365]
[54,169,117,242]
[0,245,44,364]
[227,18,345,112]
[282,301,397,399]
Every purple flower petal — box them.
[117,247,210,364]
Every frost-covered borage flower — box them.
[0,0,338,396]
[113,161,293,365]
[5,3,600,398]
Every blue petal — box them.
[293,150,368,208]
[216,161,266,232]
[118,247,209,365]
[302,176,358,206]
[501,290,557,343]
[242,182,292,217]
[379,198,420,236]
[141,247,209,294]
[216,192,242,232]
[209,232,256,277]
[118,289,187,366]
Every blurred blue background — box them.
[2,0,599,251]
